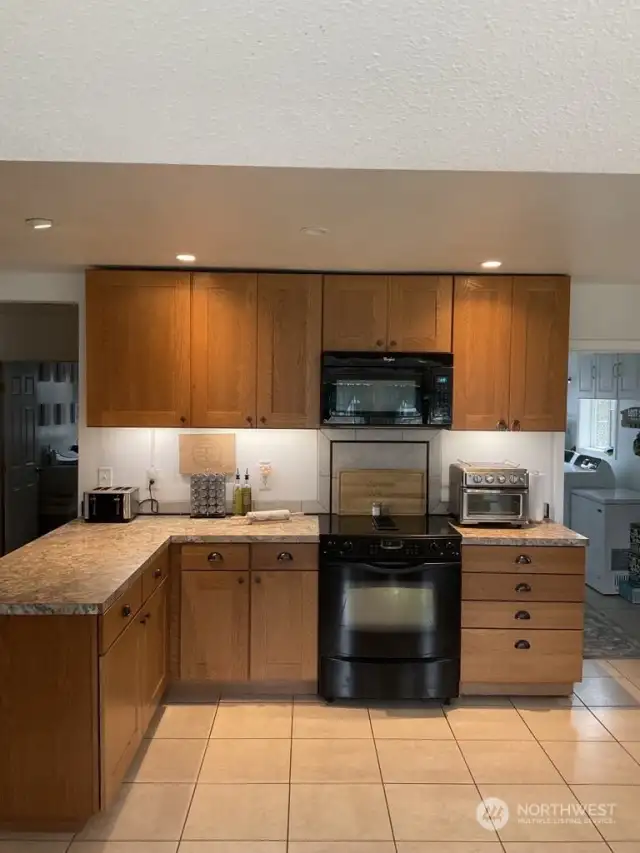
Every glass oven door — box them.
[462,489,526,522]
[319,560,461,660]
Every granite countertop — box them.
[454,521,588,547]
[0,515,320,616]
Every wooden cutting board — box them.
[179,433,236,475]
[338,468,426,516]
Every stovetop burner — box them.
[319,513,457,538]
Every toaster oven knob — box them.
[484,474,494,484]
[472,475,482,484]
[509,474,519,484]
[497,474,506,484]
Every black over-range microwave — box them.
[321,351,453,428]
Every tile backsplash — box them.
[79,427,565,520]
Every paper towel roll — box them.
[528,472,546,522]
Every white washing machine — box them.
[571,488,640,594]
[563,452,615,528]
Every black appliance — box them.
[319,514,462,701]
[321,352,453,427]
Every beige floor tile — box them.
[511,695,585,709]
[179,844,285,853]
[369,706,452,739]
[288,845,395,853]
[477,784,600,842]
[376,739,472,783]
[0,834,73,842]
[608,844,640,852]
[182,784,288,840]
[386,783,498,841]
[608,659,640,686]
[445,707,534,740]
[590,708,640,740]
[210,702,292,738]
[572,784,640,841]
[291,738,380,783]
[541,741,640,785]
[0,844,71,853]
[293,704,371,738]
[501,844,610,852]
[198,739,290,783]
[289,784,392,841]
[149,705,217,739]
[71,844,179,853]
[517,709,614,741]
[620,741,640,763]
[396,844,502,853]
[75,783,193,841]
[584,660,621,678]
[125,739,206,783]
[573,678,640,708]
[459,741,564,784]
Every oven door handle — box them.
[343,561,457,574]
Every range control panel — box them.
[321,536,461,562]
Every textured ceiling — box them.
[2,161,640,279]
[1,1,639,171]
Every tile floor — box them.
[5,660,640,852]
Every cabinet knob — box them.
[514,639,531,650]
[260,416,267,425]
[515,582,532,593]
[122,604,132,618]
[139,617,147,624]
[375,339,384,347]
[153,568,162,579]
[277,551,293,561]
[389,340,397,347]
[254,575,262,584]
[237,576,245,584]
[180,416,187,424]
[208,551,223,563]
[511,419,521,431]
[515,554,532,565]
[246,415,253,425]
[515,610,531,620]
[496,420,508,431]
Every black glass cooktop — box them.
[319,513,457,538]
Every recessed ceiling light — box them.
[26,218,53,230]
[481,259,502,269]
[300,226,328,237]
[176,253,196,263]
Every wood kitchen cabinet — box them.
[453,275,570,431]
[139,580,168,732]
[191,273,258,428]
[86,270,191,427]
[250,570,318,683]
[256,273,322,428]
[180,570,249,681]
[323,274,453,352]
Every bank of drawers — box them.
[461,545,586,686]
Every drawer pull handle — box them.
[515,554,532,565]
[515,610,531,620]
[121,604,132,618]
[237,576,245,584]
[153,568,162,579]
[277,551,293,561]
[208,551,223,563]
[515,639,531,650]
[254,575,262,584]
[515,583,532,593]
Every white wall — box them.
[1,2,639,173]
[571,282,640,351]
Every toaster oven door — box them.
[461,489,527,524]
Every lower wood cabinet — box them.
[140,580,169,731]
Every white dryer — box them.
[563,452,615,528]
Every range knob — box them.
[341,540,353,553]
[429,541,441,552]
[496,474,506,484]
[472,474,482,483]
[509,474,519,484]
[484,474,495,484]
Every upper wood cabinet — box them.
[256,274,322,428]
[323,274,453,352]
[191,273,258,428]
[86,270,191,427]
[453,275,570,431]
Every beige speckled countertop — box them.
[454,521,588,547]
[0,515,320,616]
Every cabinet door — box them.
[387,275,453,352]
[323,275,388,351]
[576,353,596,398]
[86,270,191,427]
[180,570,249,681]
[250,570,318,683]
[191,273,257,427]
[509,276,570,431]
[616,354,640,400]
[140,581,168,733]
[595,353,618,399]
[256,273,322,428]
[100,618,143,808]
[452,276,513,430]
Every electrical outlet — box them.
[258,460,272,491]
[97,467,113,487]
[147,466,159,486]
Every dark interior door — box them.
[2,363,39,554]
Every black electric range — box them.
[318,514,462,702]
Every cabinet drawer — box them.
[461,628,583,683]
[462,572,584,602]
[142,549,169,601]
[463,545,585,575]
[462,600,584,630]
[180,544,249,571]
[251,543,318,571]
[100,575,143,654]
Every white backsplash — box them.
[79,426,565,521]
